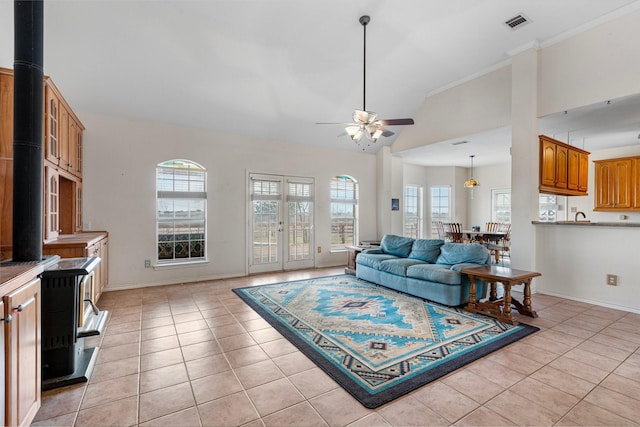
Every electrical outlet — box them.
[606,274,618,286]
[570,207,577,213]
[317,246,322,253]
[144,259,151,268]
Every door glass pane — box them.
[288,200,312,261]
[252,199,280,264]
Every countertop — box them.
[532,221,640,227]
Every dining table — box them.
[461,230,505,243]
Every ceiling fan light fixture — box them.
[366,124,383,141]
[345,125,363,142]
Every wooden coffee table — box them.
[460,265,541,325]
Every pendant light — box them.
[464,155,480,188]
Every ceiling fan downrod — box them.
[359,15,370,112]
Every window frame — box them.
[404,184,423,239]
[430,185,451,238]
[156,159,207,266]
[491,188,511,223]
[330,175,358,252]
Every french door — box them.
[248,173,314,274]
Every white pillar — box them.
[510,45,540,272]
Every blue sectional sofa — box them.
[355,234,491,306]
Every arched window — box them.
[330,175,358,251]
[156,159,207,264]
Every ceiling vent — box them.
[451,140,469,146]
[504,14,530,30]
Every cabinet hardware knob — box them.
[13,305,23,313]
[1,314,12,323]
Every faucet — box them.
[575,211,586,221]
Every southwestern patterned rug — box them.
[233,275,539,408]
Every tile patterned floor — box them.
[33,267,640,426]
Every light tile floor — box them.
[33,267,640,426]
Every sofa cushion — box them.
[379,258,427,277]
[436,243,490,265]
[380,234,415,258]
[408,239,444,263]
[406,264,461,285]
[356,253,399,270]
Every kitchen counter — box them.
[532,221,640,227]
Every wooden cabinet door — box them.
[567,149,580,191]
[68,118,78,175]
[555,144,568,189]
[540,139,557,188]
[634,159,640,209]
[58,105,70,171]
[75,182,83,232]
[4,277,41,427]
[86,242,102,301]
[578,152,589,192]
[44,166,60,241]
[44,86,60,165]
[0,298,5,426]
[73,123,83,179]
[101,238,109,295]
[595,161,612,209]
[613,159,632,208]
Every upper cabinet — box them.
[594,156,639,211]
[0,68,85,258]
[44,78,84,179]
[539,135,590,196]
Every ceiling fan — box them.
[317,15,414,149]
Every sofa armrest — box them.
[450,263,485,272]
[362,248,384,254]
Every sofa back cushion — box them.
[436,243,490,265]
[380,234,415,258]
[408,239,444,263]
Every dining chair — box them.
[486,223,511,264]
[482,222,503,244]
[444,222,464,243]
[434,221,447,241]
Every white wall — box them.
[393,65,512,153]
[81,114,378,289]
[467,163,511,227]
[539,8,640,116]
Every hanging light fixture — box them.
[464,155,480,188]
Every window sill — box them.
[153,259,209,270]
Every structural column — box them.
[509,44,540,275]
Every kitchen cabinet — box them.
[1,263,44,427]
[594,157,634,211]
[44,165,60,242]
[42,232,109,302]
[539,135,590,196]
[0,67,88,261]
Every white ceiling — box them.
[2,0,640,165]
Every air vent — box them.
[451,140,468,146]
[504,14,530,30]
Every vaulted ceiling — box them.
[1,0,639,166]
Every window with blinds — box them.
[156,159,207,264]
[330,175,358,251]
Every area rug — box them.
[233,275,538,408]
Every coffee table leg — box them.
[502,281,512,321]
[512,278,538,318]
[467,276,477,308]
[489,282,497,301]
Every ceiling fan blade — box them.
[379,118,415,126]
[316,122,354,125]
